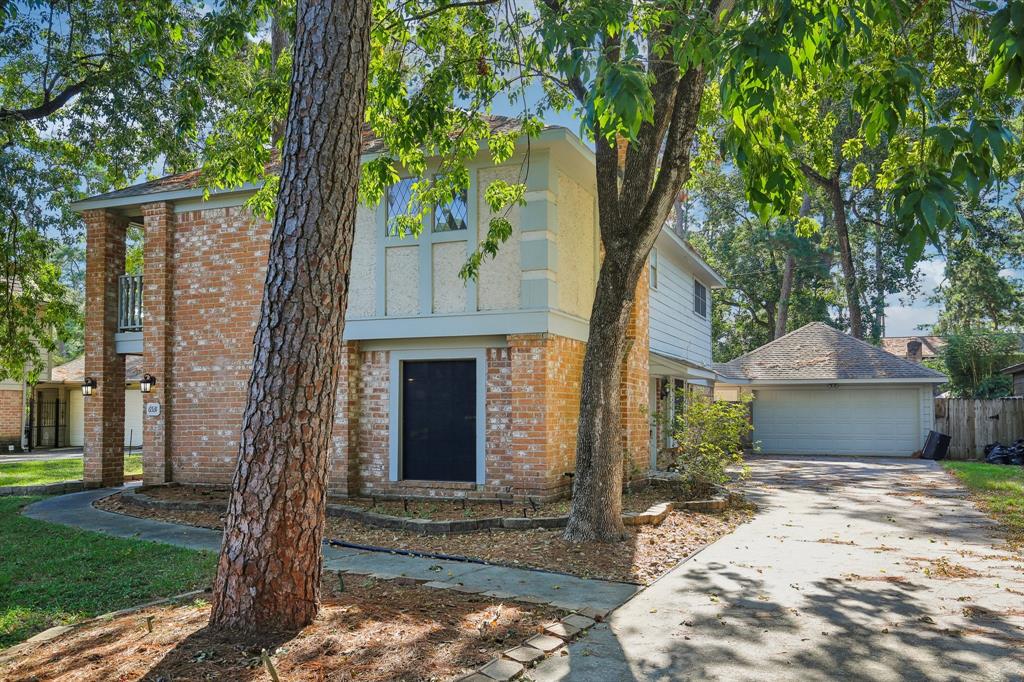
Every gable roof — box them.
[70,116,535,210]
[880,335,946,358]
[46,355,145,384]
[714,322,947,383]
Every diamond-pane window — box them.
[434,187,468,233]
[386,178,415,237]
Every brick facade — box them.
[105,203,653,501]
[83,209,127,487]
[621,272,651,478]
[0,388,22,446]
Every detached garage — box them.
[714,323,947,457]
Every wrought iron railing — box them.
[118,274,143,332]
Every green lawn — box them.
[0,496,216,649]
[0,454,142,487]
[944,461,1024,549]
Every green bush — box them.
[940,331,1021,398]
[669,393,753,499]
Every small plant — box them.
[668,392,753,499]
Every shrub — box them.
[669,393,753,499]
[940,331,1021,398]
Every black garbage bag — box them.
[986,445,1012,465]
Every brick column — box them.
[83,209,127,487]
[141,202,175,485]
[329,341,361,497]
[620,272,650,479]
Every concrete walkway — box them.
[529,457,1024,682]
[0,447,83,463]
[23,487,638,614]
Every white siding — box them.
[648,242,713,369]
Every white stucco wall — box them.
[347,205,378,317]
[476,165,522,311]
[556,170,597,319]
[432,241,468,313]
[385,245,419,315]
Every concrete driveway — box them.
[0,447,82,463]
[529,457,1023,682]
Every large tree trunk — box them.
[775,193,810,338]
[209,0,371,633]
[563,254,646,542]
[827,181,863,338]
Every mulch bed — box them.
[96,491,752,584]
[0,576,562,682]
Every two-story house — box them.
[72,123,724,499]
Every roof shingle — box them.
[714,322,947,382]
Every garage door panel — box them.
[753,387,920,456]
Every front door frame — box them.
[388,347,488,485]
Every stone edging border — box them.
[0,475,142,497]
[454,609,606,681]
[0,588,207,666]
[120,487,729,535]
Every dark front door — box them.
[401,359,476,482]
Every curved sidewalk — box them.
[23,487,639,615]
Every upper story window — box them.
[385,178,415,237]
[694,279,707,318]
[649,248,659,289]
[434,186,468,233]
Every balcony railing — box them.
[118,274,143,333]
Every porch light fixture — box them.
[82,377,97,397]
[140,373,156,393]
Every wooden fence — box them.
[934,397,1024,460]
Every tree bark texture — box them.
[209,0,371,632]
[565,58,710,542]
[825,180,864,339]
[775,193,810,339]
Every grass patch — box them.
[944,461,1024,549]
[0,454,142,487]
[0,496,215,648]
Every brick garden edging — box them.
[454,609,606,681]
[120,487,729,535]
[0,474,142,497]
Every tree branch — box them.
[0,78,93,124]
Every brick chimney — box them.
[906,339,923,363]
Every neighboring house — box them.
[1002,362,1024,396]
[71,122,725,498]
[880,335,946,363]
[30,356,144,449]
[0,350,60,452]
[715,323,947,457]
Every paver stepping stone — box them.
[544,621,580,639]
[526,634,565,653]
[562,613,596,630]
[479,657,524,680]
[504,645,545,665]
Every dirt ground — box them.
[0,575,563,682]
[96,492,752,584]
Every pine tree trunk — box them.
[209,0,371,633]
[563,254,644,542]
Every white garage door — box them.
[67,389,144,448]
[753,387,921,456]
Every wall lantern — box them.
[82,377,97,397]
[140,373,157,393]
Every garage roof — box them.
[714,322,947,384]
